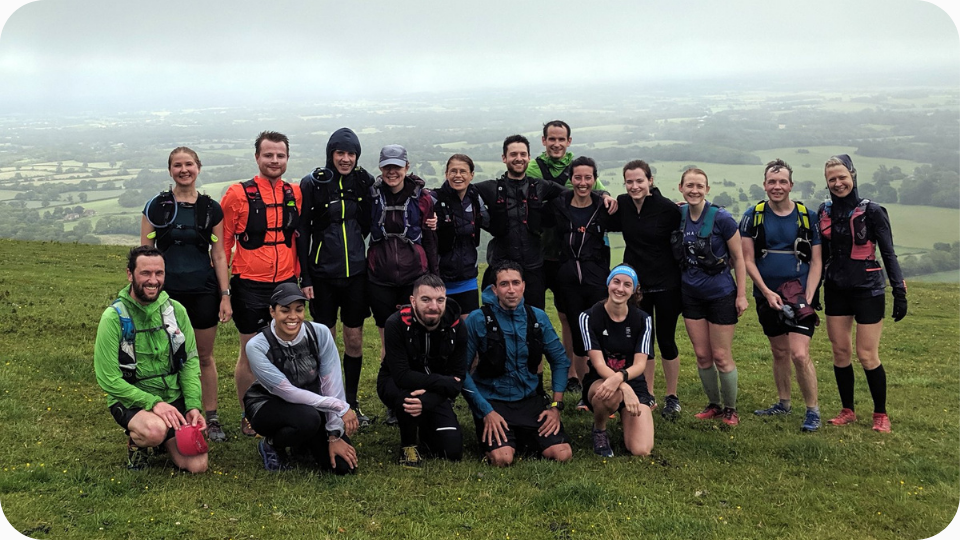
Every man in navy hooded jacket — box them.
[298,127,376,427]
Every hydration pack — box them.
[536,157,571,185]
[259,321,320,369]
[488,177,542,238]
[306,166,370,235]
[434,187,483,253]
[670,203,727,275]
[398,305,459,372]
[474,304,543,379]
[370,180,424,246]
[237,178,299,250]
[145,190,217,252]
[819,199,875,261]
[747,200,813,268]
[113,298,186,383]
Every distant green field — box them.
[913,270,960,284]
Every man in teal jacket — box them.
[94,245,208,473]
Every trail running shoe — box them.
[662,395,681,420]
[126,438,148,470]
[258,439,289,472]
[399,445,423,468]
[828,408,857,426]
[576,399,590,412]
[356,406,378,429]
[383,408,397,427]
[721,407,740,426]
[872,412,891,433]
[566,377,582,394]
[754,402,791,416]
[592,429,614,458]
[694,403,723,420]
[206,418,227,442]
[801,410,822,432]
[240,414,257,437]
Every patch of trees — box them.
[898,165,959,208]
[0,204,100,244]
[900,242,960,277]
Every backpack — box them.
[818,199,876,261]
[398,305,459,372]
[237,178,299,250]
[487,176,542,238]
[670,203,727,275]
[259,321,321,368]
[747,200,813,267]
[113,298,186,383]
[474,304,543,379]
[144,190,216,252]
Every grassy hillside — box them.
[0,239,957,539]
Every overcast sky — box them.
[0,0,957,113]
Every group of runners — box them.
[92,121,908,474]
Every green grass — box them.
[0,239,957,539]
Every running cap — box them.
[606,264,639,290]
[175,424,209,456]
[270,282,307,307]
[379,144,408,168]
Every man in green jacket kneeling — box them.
[94,245,208,473]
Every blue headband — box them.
[606,265,638,289]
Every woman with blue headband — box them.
[578,265,655,458]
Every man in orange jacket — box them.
[220,130,302,436]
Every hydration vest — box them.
[488,177,542,238]
[536,157,571,185]
[237,178,299,250]
[434,186,483,253]
[560,192,608,264]
[370,181,424,245]
[259,321,320,370]
[670,203,727,275]
[747,200,813,267]
[113,298,186,383]
[398,305,460,372]
[145,190,217,252]
[819,199,876,261]
[307,166,370,235]
[474,304,543,379]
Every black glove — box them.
[892,289,907,322]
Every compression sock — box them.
[834,365,856,410]
[697,365,722,405]
[718,368,739,410]
[864,364,887,414]
[343,354,363,408]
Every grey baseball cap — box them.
[379,144,408,168]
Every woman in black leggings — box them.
[609,160,683,419]
[243,284,360,473]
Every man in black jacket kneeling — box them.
[377,274,467,468]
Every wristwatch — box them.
[548,401,565,412]
[220,289,231,297]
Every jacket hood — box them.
[480,284,525,316]
[325,128,362,169]
[828,153,861,217]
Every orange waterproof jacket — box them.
[221,176,302,283]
